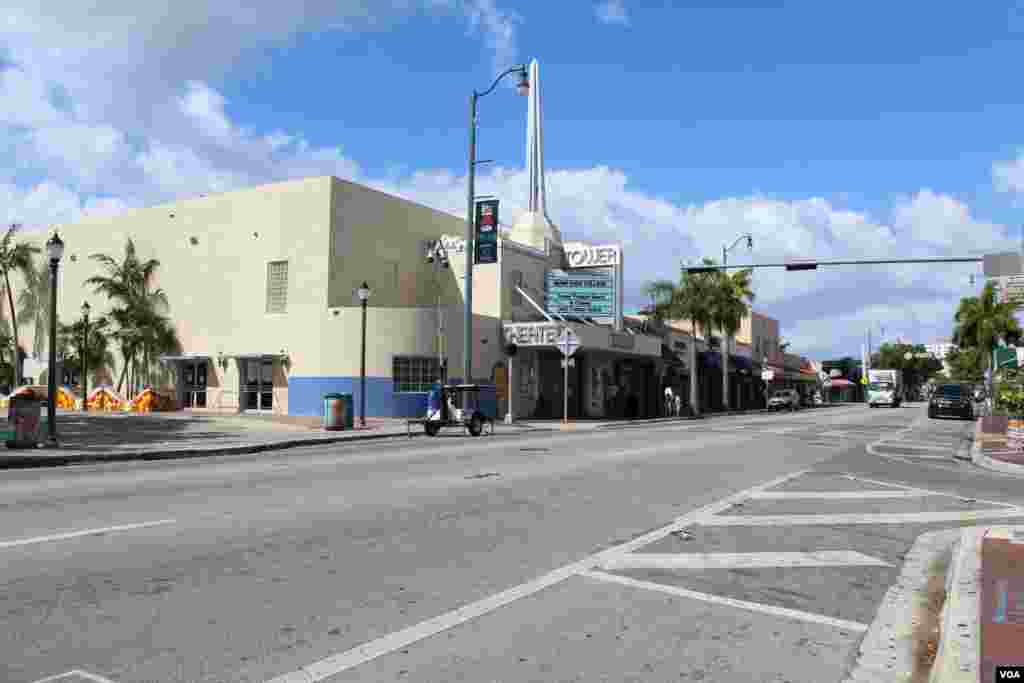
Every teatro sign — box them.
[564,244,620,268]
[505,323,563,347]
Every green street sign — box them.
[996,346,1018,370]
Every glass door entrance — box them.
[182,360,208,408]
[242,359,273,411]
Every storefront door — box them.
[242,359,274,411]
[182,361,208,408]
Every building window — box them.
[393,356,441,393]
[266,260,289,313]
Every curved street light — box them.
[463,64,529,387]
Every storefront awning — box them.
[158,353,211,362]
[223,352,286,360]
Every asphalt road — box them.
[3,404,1022,683]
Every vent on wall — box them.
[266,260,289,313]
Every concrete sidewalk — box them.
[0,411,554,469]
[930,525,1024,683]
[967,416,1024,474]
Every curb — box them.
[967,418,1024,475]
[929,528,983,683]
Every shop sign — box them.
[545,268,616,318]
[610,332,635,350]
[439,235,466,255]
[504,323,563,347]
[564,244,620,268]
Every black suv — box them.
[928,383,973,420]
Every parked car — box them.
[768,389,801,411]
[928,383,974,420]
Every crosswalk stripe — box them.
[598,550,893,571]
[578,570,869,632]
[701,509,1024,527]
[751,490,927,499]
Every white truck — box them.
[867,369,903,408]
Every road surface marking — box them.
[878,442,952,452]
[262,470,809,683]
[804,443,841,449]
[842,474,1019,507]
[599,550,893,571]
[578,570,869,632]
[701,509,1024,527]
[751,490,927,499]
[877,453,953,460]
[0,519,176,549]
[32,670,118,683]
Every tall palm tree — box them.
[642,260,716,416]
[953,283,1023,372]
[58,315,116,385]
[711,268,755,411]
[0,224,40,388]
[18,258,50,360]
[86,238,172,395]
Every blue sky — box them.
[3,1,1024,359]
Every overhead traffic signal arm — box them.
[684,255,982,274]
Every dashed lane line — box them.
[598,550,893,571]
[0,519,177,550]
[578,570,870,633]
[261,470,809,683]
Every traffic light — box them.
[785,262,818,271]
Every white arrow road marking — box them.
[702,509,1024,527]
[262,469,809,683]
[578,570,869,633]
[1,519,176,549]
[599,550,893,571]
[750,490,927,499]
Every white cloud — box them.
[994,151,1024,194]
[463,0,521,72]
[595,0,629,26]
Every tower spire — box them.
[511,59,562,253]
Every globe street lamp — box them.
[463,64,529,386]
[357,281,371,428]
[81,301,90,412]
[45,231,64,447]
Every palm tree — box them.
[18,258,50,360]
[711,268,755,411]
[642,260,716,416]
[85,238,174,395]
[0,224,41,388]
[58,315,116,387]
[953,283,1023,372]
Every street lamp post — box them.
[426,240,450,386]
[464,64,529,387]
[81,301,90,412]
[357,281,371,428]
[45,232,64,447]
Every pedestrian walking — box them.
[663,385,675,417]
[674,393,682,417]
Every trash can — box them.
[7,395,41,448]
[323,392,354,431]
